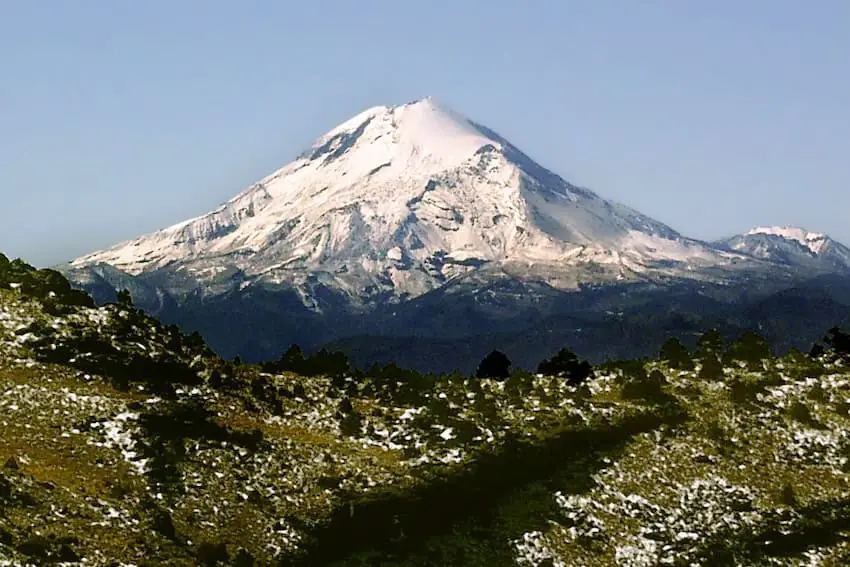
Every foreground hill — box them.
[3,254,850,565]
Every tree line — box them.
[6,257,850,390]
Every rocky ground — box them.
[1,254,849,566]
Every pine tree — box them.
[725,331,770,369]
[475,350,511,380]
[116,289,134,308]
[825,327,850,357]
[536,347,593,385]
[659,337,694,370]
[698,354,724,381]
[696,329,724,360]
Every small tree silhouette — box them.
[475,350,511,380]
[698,354,725,381]
[809,326,850,360]
[695,329,725,380]
[262,344,307,374]
[696,329,724,360]
[725,331,770,369]
[825,327,850,357]
[659,338,694,370]
[536,347,593,385]
[116,289,134,308]
[305,349,351,377]
[339,410,363,437]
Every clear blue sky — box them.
[2,1,848,267]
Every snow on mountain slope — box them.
[717,226,850,272]
[70,98,740,305]
[747,226,829,254]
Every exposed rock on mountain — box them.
[716,226,850,272]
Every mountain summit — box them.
[70,98,732,306]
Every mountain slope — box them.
[69,98,738,309]
[716,226,850,272]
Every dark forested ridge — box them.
[3,254,850,565]
[64,262,850,374]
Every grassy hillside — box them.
[1,254,850,565]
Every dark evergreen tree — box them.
[696,329,724,359]
[659,338,694,370]
[809,327,850,360]
[339,410,363,437]
[698,353,725,380]
[280,344,306,368]
[824,327,850,357]
[116,289,134,308]
[186,331,207,351]
[262,344,306,374]
[724,331,770,369]
[536,347,593,385]
[695,329,725,380]
[475,350,511,380]
[303,349,351,377]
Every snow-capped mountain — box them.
[69,97,740,307]
[61,98,850,366]
[716,226,850,272]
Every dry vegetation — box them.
[1,254,849,566]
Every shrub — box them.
[825,327,850,358]
[698,355,724,381]
[621,369,670,404]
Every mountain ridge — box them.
[715,225,850,272]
